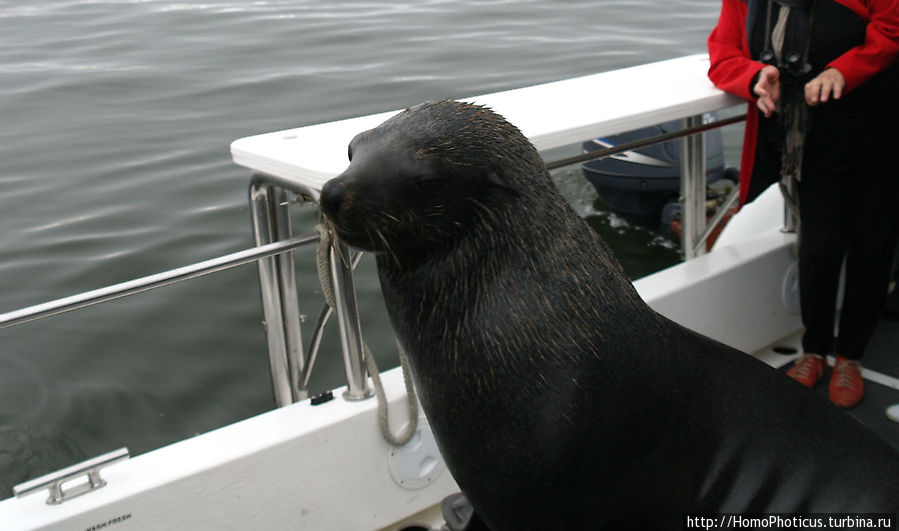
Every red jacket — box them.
[707,0,899,205]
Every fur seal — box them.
[319,100,899,529]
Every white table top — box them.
[230,54,742,193]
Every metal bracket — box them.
[13,448,129,505]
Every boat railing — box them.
[1,54,751,410]
[0,234,320,331]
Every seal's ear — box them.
[485,170,519,198]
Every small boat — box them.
[2,54,897,530]
[581,118,738,224]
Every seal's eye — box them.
[414,177,442,198]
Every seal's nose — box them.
[319,179,346,219]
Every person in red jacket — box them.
[708,0,899,407]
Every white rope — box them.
[316,223,336,309]
[364,340,420,446]
[316,223,419,447]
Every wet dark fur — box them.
[320,100,899,529]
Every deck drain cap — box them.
[388,416,445,490]
[782,260,800,314]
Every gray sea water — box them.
[0,0,728,494]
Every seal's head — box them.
[319,100,542,254]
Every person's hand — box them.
[805,67,845,106]
[753,65,781,118]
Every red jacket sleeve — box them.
[707,0,762,207]
[707,0,765,101]
[828,0,899,92]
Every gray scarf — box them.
[770,2,813,226]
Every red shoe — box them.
[829,356,864,408]
[786,354,826,388]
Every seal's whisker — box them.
[374,228,391,252]
[373,227,403,269]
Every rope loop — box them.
[315,223,419,447]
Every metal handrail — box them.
[302,250,363,392]
[0,233,320,330]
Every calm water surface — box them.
[0,0,727,493]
